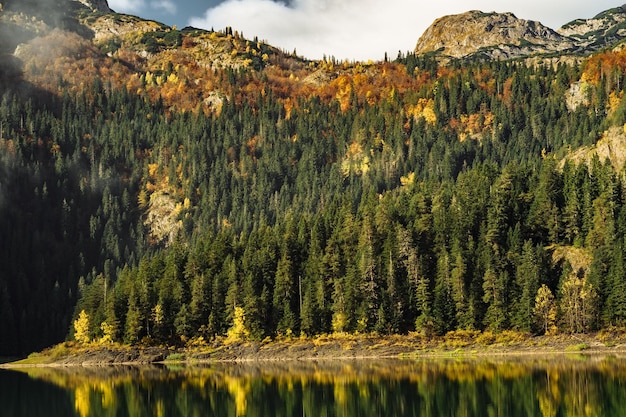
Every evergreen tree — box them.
[512,241,543,332]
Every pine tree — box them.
[124,290,144,344]
[482,266,508,332]
[273,251,297,335]
[450,243,471,329]
[433,247,455,333]
[512,241,543,331]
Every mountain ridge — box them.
[2,2,626,63]
[415,7,626,61]
[414,10,575,60]
[1,0,110,12]
[5,1,626,356]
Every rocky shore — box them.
[4,330,626,367]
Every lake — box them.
[2,355,626,416]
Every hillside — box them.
[4,2,626,356]
[559,5,626,50]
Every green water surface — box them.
[2,356,625,416]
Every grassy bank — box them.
[4,329,626,367]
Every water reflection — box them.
[2,355,626,416]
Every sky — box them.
[106,0,622,61]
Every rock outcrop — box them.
[414,6,626,61]
[74,0,111,12]
[558,5,626,50]
[561,126,626,174]
[414,11,575,60]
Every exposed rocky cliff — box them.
[414,7,626,61]
[558,5,626,50]
[561,126,626,174]
[414,11,575,60]
[74,0,111,12]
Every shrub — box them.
[565,343,589,352]
[494,330,529,345]
[476,331,496,345]
[443,329,480,348]
[165,353,185,361]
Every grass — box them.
[165,353,186,362]
[10,343,73,365]
[8,330,626,366]
[565,343,589,352]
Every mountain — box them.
[74,0,110,12]
[0,0,102,50]
[414,10,575,60]
[415,7,626,61]
[558,5,626,48]
[1,0,109,12]
[5,1,626,357]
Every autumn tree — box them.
[533,284,557,335]
[226,306,250,342]
[560,273,598,333]
[74,310,91,344]
[99,321,116,344]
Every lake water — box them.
[2,355,626,416]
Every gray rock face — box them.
[558,5,626,50]
[414,7,626,61]
[414,10,575,60]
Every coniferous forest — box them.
[4,18,626,356]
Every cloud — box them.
[151,0,177,15]
[107,0,146,14]
[187,0,620,61]
[189,0,424,61]
[108,0,176,21]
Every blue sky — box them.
[107,0,623,61]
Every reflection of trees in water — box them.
[12,357,626,417]
[537,369,560,417]
[562,367,602,417]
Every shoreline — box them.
[3,331,626,368]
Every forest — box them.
[3,32,626,355]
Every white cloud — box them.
[189,0,423,61]
[189,0,619,61]
[107,0,146,14]
[151,0,177,15]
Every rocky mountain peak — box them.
[73,0,111,12]
[414,10,575,60]
[557,5,626,50]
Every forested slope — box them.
[3,5,626,355]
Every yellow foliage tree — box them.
[559,274,597,333]
[74,310,91,344]
[99,321,115,345]
[400,172,415,187]
[533,284,557,335]
[332,311,348,334]
[167,73,179,84]
[226,306,250,343]
[144,71,154,85]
